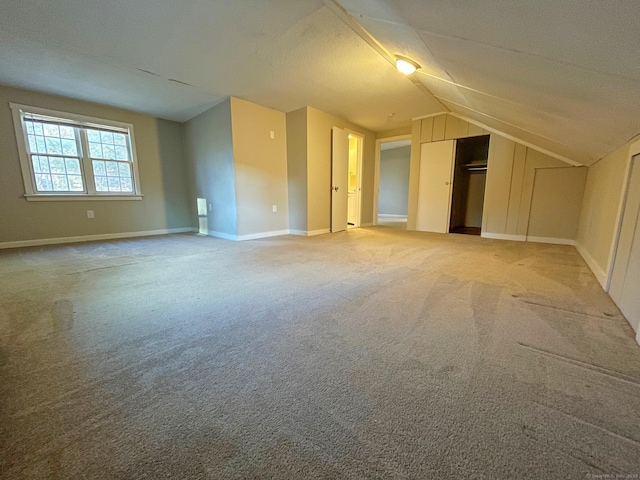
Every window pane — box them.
[49,157,66,174]
[120,177,133,192]
[61,139,78,156]
[45,137,62,155]
[68,175,84,191]
[102,144,115,160]
[65,158,81,175]
[89,142,103,158]
[27,135,37,152]
[25,121,34,134]
[105,161,118,176]
[51,174,69,191]
[118,162,131,177]
[92,160,106,176]
[115,146,128,161]
[43,124,59,137]
[33,123,43,136]
[35,174,53,191]
[100,131,114,144]
[113,133,127,146]
[35,136,47,153]
[59,126,75,139]
[87,129,101,143]
[38,156,50,173]
[32,157,42,173]
[95,176,109,192]
[107,176,121,192]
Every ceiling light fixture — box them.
[395,56,420,75]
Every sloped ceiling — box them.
[0,0,442,131]
[1,0,639,165]
[333,0,640,165]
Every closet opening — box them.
[449,135,490,235]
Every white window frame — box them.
[10,103,143,201]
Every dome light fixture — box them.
[395,56,420,75]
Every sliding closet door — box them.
[610,155,640,333]
[416,140,455,233]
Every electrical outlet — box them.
[270,130,275,139]
[87,210,94,219]
[272,205,277,212]
[208,203,212,212]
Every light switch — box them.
[270,131,275,139]
[87,210,94,219]
[272,205,277,212]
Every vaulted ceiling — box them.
[1,0,638,165]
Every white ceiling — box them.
[381,139,411,151]
[1,0,639,164]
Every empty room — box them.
[2,1,640,478]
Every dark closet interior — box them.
[449,135,490,235]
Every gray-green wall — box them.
[183,99,237,237]
[379,145,410,216]
[0,85,191,244]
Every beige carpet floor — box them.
[1,228,639,479]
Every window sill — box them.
[24,194,143,202]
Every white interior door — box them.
[331,127,349,233]
[610,155,640,333]
[416,140,456,233]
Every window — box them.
[10,103,142,201]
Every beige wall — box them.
[306,107,376,231]
[230,98,289,237]
[408,113,586,242]
[286,107,308,232]
[0,85,191,244]
[576,136,640,282]
[184,99,237,237]
[528,167,588,240]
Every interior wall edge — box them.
[575,242,609,289]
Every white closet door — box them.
[416,140,456,233]
[610,155,640,333]
[331,127,349,233]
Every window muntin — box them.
[24,119,84,193]
[11,103,142,200]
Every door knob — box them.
[332,186,339,191]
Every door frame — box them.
[374,134,412,226]
[345,129,364,228]
[606,139,640,292]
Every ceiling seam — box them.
[356,14,639,83]
[447,111,582,166]
[441,99,585,154]
[322,0,449,113]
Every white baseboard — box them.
[481,232,526,242]
[289,229,330,237]
[307,229,331,236]
[207,230,238,241]
[378,214,408,218]
[526,236,576,246]
[0,227,196,250]
[237,230,290,241]
[575,242,608,289]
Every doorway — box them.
[331,127,363,233]
[347,133,363,228]
[449,135,490,235]
[375,137,411,229]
